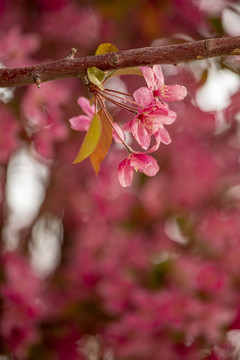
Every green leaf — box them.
[95,43,118,55]
[90,109,113,175]
[87,67,105,90]
[73,113,102,164]
[104,67,143,81]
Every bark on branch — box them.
[0,36,240,88]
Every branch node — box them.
[112,54,119,66]
[231,48,240,55]
[79,75,90,87]
[66,48,77,59]
[204,39,211,51]
[34,75,41,88]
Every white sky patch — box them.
[0,63,15,103]
[199,0,227,15]
[0,87,15,103]
[30,213,63,277]
[151,251,177,265]
[196,67,240,112]
[222,5,240,36]
[3,148,49,250]
[164,217,189,245]
[227,330,240,359]
[223,184,240,203]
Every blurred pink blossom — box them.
[21,82,70,159]
[0,106,20,163]
[0,26,40,67]
[0,252,43,357]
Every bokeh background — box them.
[1,1,240,359]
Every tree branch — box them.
[0,36,240,88]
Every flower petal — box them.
[112,122,125,143]
[147,131,161,153]
[156,84,187,102]
[153,111,177,125]
[133,87,153,107]
[158,125,172,144]
[130,153,159,176]
[153,65,164,88]
[140,66,155,90]
[69,115,91,131]
[135,121,151,150]
[129,153,148,171]
[143,157,160,176]
[123,117,137,133]
[77,96,95,117]
[118,158,134,187]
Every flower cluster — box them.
[69,65,187,186]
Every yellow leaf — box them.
[90,109,113,175]
[73,113,102,164]
[95,43,118,55]
[87,67,105,90]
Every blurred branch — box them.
[0,36,240,88]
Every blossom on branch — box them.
[69,97,95,131]
[134,65,187,107]
[118,153,159,187]
[123,100,176,150]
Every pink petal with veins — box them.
[152,65,164,88]
[118,158,134,187]
[139,66,156,90]
[77,96,95,117]
[155,84,187,102]
[133,87,153,107]
[158,125,172,144]
[69,115,90,131]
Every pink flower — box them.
[0,107,20,164]
[69,97,95,131]
[118,153,159,187]
[124,100,176,150]
[134,65,187,107]
[69,97,125,143]
[21,82,69,159]
[0,26,40,67]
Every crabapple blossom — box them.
[134,65,187,107]
[68,67,187,185]
[69,97,95,131]
[118,153,159,187]
[123,100,176,150]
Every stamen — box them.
[96,95,134,153]
[97,89,137,113]
[104,88,133,97]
